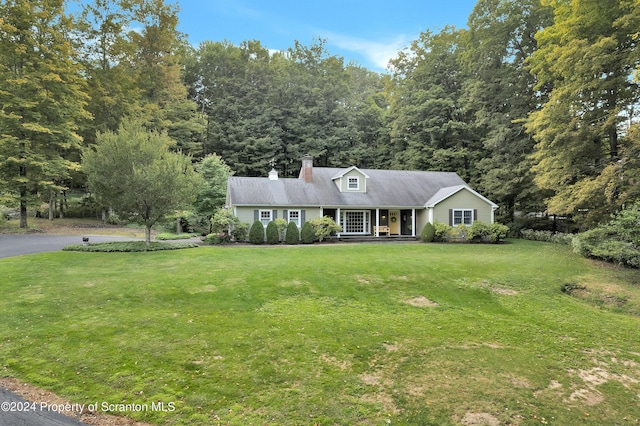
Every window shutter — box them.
[449,209,453,226]
[283,210,288,221]
[254,210,259,221]
[474,209,478,223]
[273,210,277,219]
[301,210,306,224]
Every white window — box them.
[453,209,474,226]
[342,210,370,234]
[259,210,272,226]
[348,177,359,190]
[288,210,300,227]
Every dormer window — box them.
[348,177,359,190]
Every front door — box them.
[389,210,400,235]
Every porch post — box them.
[337,208,341,237]
[412,208,416,237]
[319,207,323,218]
[375,208,379,237]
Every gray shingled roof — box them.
[227,167,469,208]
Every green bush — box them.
[466,221,490,242]
[204,233,231,245]
[309,216,341,241]
[572,229,640,268]
[285,221,299,245]
[572,228,640,268]
[487,223,510,243]
[606,201,640,246]
[210,208,239,234]
[300,221,315,244]
[421,222,435,242]
[266,221,280,244]
[520,229,573,245]
[249,220,265,244]
[433,221,449,242]
[274,218,288,241]
[231,222,249,242]
[156,232,199,240]
[0,206,7,225]
[62,241,198,252]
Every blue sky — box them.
[176,1,478,72]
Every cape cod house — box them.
[226,155,498,238]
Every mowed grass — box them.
[1,241,639,425]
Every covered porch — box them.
[320,207,418,238]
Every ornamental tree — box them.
[82,119,202,245]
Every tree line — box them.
[1,0,638,229]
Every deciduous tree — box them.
[82,119,202,244]
[0,0,90,227]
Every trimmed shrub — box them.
[421,222,435,242]
[156,232,198,240]
[249,220,265,244]
[433,221,449,242]
[466,221,490,242]
[231,222,249,242]
[572,229,640,268]
[520,229,573,245]
[62,241,198,252]
[487,223,510,243]
[309,216,341,241]
[266,221,280,244]
[285,221,299,245]
[300,221,315,244]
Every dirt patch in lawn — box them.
[404,296,438,307]
[0,377,153,426]
[491,287,518,296]
[460,412,500,426]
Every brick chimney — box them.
[300,154,313,183]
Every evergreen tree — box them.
[462,0,553,220]
[388,27,485,183]
[285,221,299,244]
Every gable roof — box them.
[228,167,469,208]
[424,185,499,208]
[331,166,370,180]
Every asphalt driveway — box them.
[0,234,142,426]
[0,234,142,258]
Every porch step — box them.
[337,235,418,243]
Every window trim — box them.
[347,176,360,190]
[452,209,474,226]
[287,210,301,227]
[259,209,272,227]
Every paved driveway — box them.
[0,234,143,258]
[0,234,142,426]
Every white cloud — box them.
[324,32,411,71]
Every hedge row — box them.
[421,221,509,243]
[519,229,574,245]
[62,241,198,252]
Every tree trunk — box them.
[145,225,152,247]
[19,188,28,229]
[101,208,107,224]
[59,190,65,219]
[176,216,182,234]
[49,189,55,221]
[19,160,27,228]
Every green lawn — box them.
[1,241,639,425]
